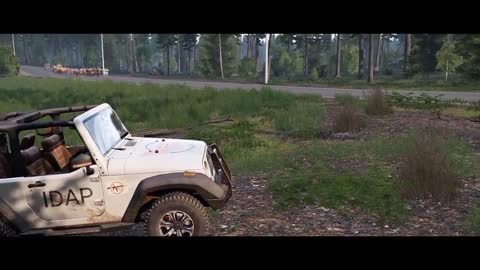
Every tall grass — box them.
[0,77,326,134]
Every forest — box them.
[1,34,478,87]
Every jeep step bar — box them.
[20,223,135,236]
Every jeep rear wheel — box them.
[0,216,17,237]
[145,192,209,236]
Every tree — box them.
[404,34,411,72]
[435,40,464,82]
[358,34,364,79]
[181,34,198,74]
[219,34,224,79]
[368,34,374,83]
[335,34,341,79]
[157,34,177,76]
[198,34,236,78]
[0,43,20,76]
[456,34,480,80]
[408,34,445,75]
[375,34,383,72]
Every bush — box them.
[333,105,366,133]
[335,93,361,107]
[397,128,460,202]
[364,89,393,115]
[390,91,447,119]
[0,43,19,77]
[310,67,319,82]
[464,207,480,235]
[238,57,257,79]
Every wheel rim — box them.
[159,211,195,236]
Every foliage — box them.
[0,43,19,76]
[333,105,367,132]
[397,128,460,202]
[238,57,256,79]
[435,41,464,81]
[364,89,393,115]
[390,91,447,119]
[197,34,237,78]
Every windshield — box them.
[83,107,129,155]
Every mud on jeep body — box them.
[0,104,232,236]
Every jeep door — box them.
[25,166,105,223]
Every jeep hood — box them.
[106,137,208,175]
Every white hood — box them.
[106,137,208,175]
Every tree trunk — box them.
[188,49,191,74]
[166,46,170,76]
[255,35,260,74]
[368,34,374,83]
[219,34,224,79]
[446,59,449,82]
[358,34,364,79]
[268,33,272,79]
[22,35,29,64]
[375,34,383,72]
[132,34,139,73]
[304,35,309,76]
[335,34,341,79]
[125,34,132,73]
[193,44,196,73]
[177,35,181,74]
[404,34,411,72]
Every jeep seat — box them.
[70,153,93,170]
[0,153,11,178]
[42,134,71,171]
[21,146,54,176]
[20,134,36,150]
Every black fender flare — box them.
[122,172,229,223]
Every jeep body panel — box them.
[0,103,232,234]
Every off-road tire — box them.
[0,216,17,237]
[144,192,209,236]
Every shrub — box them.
[390,91,447,119]
[364,89,393,115]
[335,93,361,107]
[310,67,319,82]
[333,105,366,133]
[0,43,20,77]
[397,128,460,202]
[238,57,257,79]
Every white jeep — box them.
[0,103,232,236]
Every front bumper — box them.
[205,144,232,209]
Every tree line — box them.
[0,34,478,82]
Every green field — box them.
[2,76,479,228]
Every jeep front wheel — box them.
[145,192,209,236]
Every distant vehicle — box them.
[0,104,232,236]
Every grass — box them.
[271,75,480,92]
[269,163,408,224]
[398,129,460,202]
[444,106,480,119]
[3,76,480,226]
[334,93,364,108]
[0,77,325,134]
[464,207,480,235]
[237,134,479,224]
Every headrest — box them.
[42,134,62,150]
[21,146,42,165]
[20,134,36,150]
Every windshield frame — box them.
[82,107,129,156]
